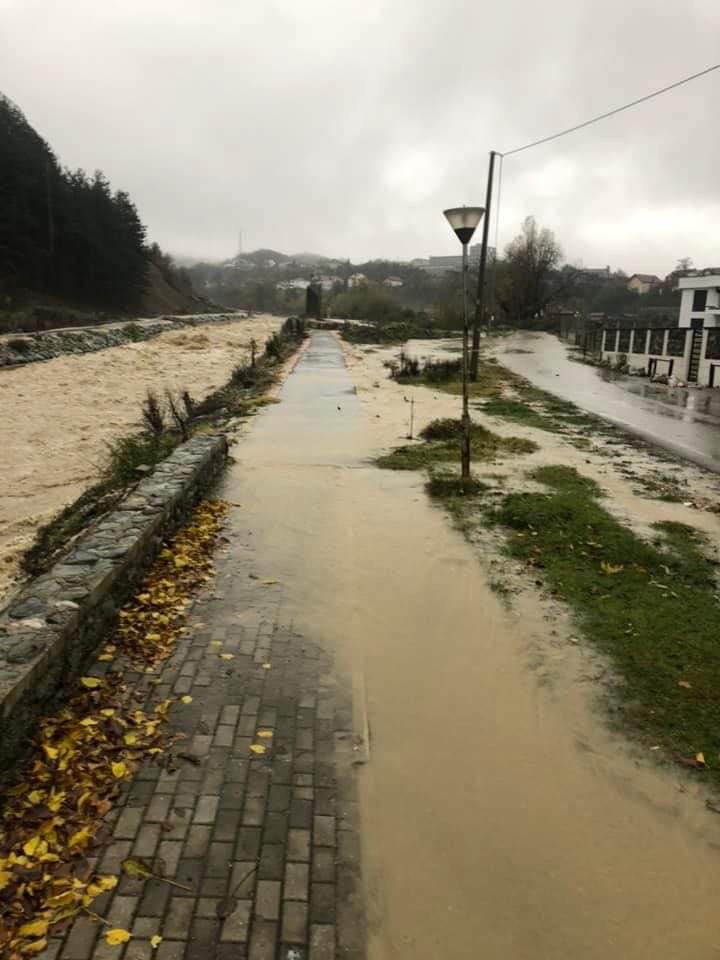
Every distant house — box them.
[627,273,661,295]
[276,278,310,291]
[348,273,367,288]
[382,277,403,288]
[315,275,337,291]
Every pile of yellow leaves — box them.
[117,499,228,666]
[0,499,228,956]
[0,675,173,956]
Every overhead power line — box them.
[501,62,720,157]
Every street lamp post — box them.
[442,205,485,484]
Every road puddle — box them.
[221,332,720,960]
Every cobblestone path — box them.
[50,339,365,960]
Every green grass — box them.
[425,471,487,498]
[488,465,720,782]
[376,419,537,470]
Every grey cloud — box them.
[2,0,718,273]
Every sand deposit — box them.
[0,314,283,603]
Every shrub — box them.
[142,391,165,435]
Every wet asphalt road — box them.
[492,333,720,472]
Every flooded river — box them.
[221,332,720,959]
[493,333,720,472]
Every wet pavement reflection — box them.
[494,333,720,471]
[220,332,720,960]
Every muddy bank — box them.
[0,314,283,603]
[219,332,720,960]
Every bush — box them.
[103,433,178,486]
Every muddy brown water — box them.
[221,332,720,959]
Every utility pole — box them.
[470,150,497,380]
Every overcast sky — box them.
[2,0,719,273]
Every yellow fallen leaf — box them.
[80,717,98,726]
[69,827,93,848]
[124,733,138,746]
[261,578,279,586]
[0,869,12,891]
[100,708,116,718]
[180,696,193,704]
[256,730,273,738]
[23,938,49,954]
[111,761,128,779]
[249,744,266,755]
[80,677,101,689]
[27,790,44,805]
[678,680,692,689]
[220,653,234,661]
[105,928,132,946]
[696,752,706,766]
[18,918,48,938]
[23,836,46,857]
[210,640,223,647]
[600,561,624,575]
[262,663,272,670]
[98,654,114,662]
[43,745,59,761]
[150,935,163,949]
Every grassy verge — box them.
[444,463,720,785]
[375,417,537,470]
[22,318,307,576]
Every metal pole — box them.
[461,241,471,482]
[470,151,496,380]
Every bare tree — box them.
[496,217,563,328]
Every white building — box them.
[382,277,403,288]
[347,273,367,288]
[676,270,720,385]
[599,269,720,386]
[276,278,310,291]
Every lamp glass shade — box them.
[443,206,485,244]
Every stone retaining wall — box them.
[0,313,242,368]
[0,433,228,778]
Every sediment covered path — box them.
[56,332,720,959]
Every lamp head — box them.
[443,206,485,245]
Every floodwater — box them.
[494,333,720,472]
[221,332,720,960]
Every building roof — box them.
[628,273,661,284]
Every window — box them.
[649,329,665,355]
[692,289,707,312]
[632,329,647,354]
[618,329,631,352]
[667,329,687,357]
[706,329,720,360]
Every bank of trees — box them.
[0,95,148,310]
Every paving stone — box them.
[193,795,220,824]
[281,901,308,944]
[164,897,195,939]
[311,848,335,884]
[313,816,335,848]
[258,844,285,880]
[248,921,277,960]
[284,863,309,901]
[287,829,311,863]
[310,884,335,923]
[185,825,212,858]
[309,925,336,960]
[255,880,281,921]
[220,899,251,942]
[235,826,262,861]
